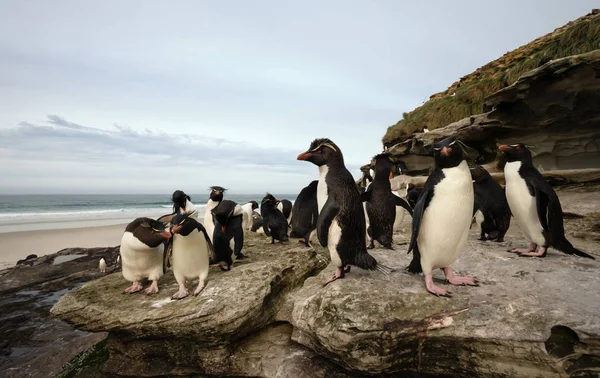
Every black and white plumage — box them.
[297,138,393,286]
[204,186,226,243]
[290,180,319,247]
[211,200,245,270]
[250,211,264,233]
[241,201,259,231]
[277,199,293,224]
[361,153,412,249]
[405,183,423,209]
[170,211,214,299]
[499,144,593,259]
[407,136,479,297]
[470,165,511,242]
[261,194,290,243]
[119,216,172,295]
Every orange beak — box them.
[389,172,393,179]
[297,151,310,161]
[441,146,452,156]
[498,144,510,151]
[172,225,181,234]
[221,226,226,232]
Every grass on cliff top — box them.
[382,12,600,146]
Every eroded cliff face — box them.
[377,51,600,176]
[49,186,600,377]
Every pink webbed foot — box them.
[193,280,205,296]
[171,285,189,300]
[508,242,536,254]
[124,281,143,294]
[443,268,479,286]
[323,267,345,287]
[519,246,547,257]
[143,280,159,295]
[425,275,452,297]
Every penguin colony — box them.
[116,137,594,300]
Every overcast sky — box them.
[0,1,596,194]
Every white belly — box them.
[240,203,253,231]
[204,200,219,242]
[504,161,545,245]
[120,232,164,282]
[327,218,343,267]
[392,191,405,232]
[317,166,328,213]
[418,161,473,275]
[172,229,210,280]
[363,201,371,242]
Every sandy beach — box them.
[0,224,126,270]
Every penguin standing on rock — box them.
[211,199,245,270]
[407,136,479,297]
[99,258,106,273]
[261,194,289,243]
[169,211,214,299]
[361,153,412,249]
[499,144,594,259]
[120,216,172,295]
[204,186,227,243]
[241,201,259,231]
[290,180,319,247]
[297,138,393,285]
[277,199,293,224]
[250,211,264,233]
[470,165,511,242]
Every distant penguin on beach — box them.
[261,193,289,243]
[297,138,393,285]
[120,216,172,295]
[290,180,319,247]
[99,258,106,273]
[204,186,226,243]
[361,153,413,249]
[241,201,259,231]
[407,136,479,297]
[170,211,214,299]
[211,200,245,269]
[499,144,594,259]
[470,165,511,242]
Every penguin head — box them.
[498,144,533,163]
[209,186,227,201]
[470,165,491,182]
[249,200,259,210]
[432,136,463,169]
[372,153,393,178]
[171,190,190,212]
[297,138,342,166]
[171,211,198,236]
[261,193,280,209]
[211,200,238,232]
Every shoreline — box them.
[0,224,126,270]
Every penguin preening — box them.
[261,194,290,243]
[470,165,511,242]
[170,211,214,299]
[241,201,259,231]
[277,199,293,224]
[290,180,319,247]
[361,153,413,249]
[99,258,106,273]
[499,144,593,259]
[119,216,172,295]
[211,199,245,270]
[172,190,198,219]
[407,136,479,297]
[297,138,393,286]
[204,186,227,243]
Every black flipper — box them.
[196,222,216,263]
[262,218,272,237]
[157,212,177,227]
[316,195,340,248]
[393,195,413,216]
[360,190,371,202]
[519,166,594,259]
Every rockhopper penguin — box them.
[211,199,245,270]
[261,194,290,243]
[297,138,393,286]
[407,136,479,297]
[470,165,511,242]
[290,180,319,247]
[361,153,412,249]
[499,144,593,259]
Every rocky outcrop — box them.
[0,246,118,377]
[49,187,600,377]
[380,50,600,176]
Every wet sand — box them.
[0,224,125,270]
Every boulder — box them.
[385,51,600,176]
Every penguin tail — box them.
[353,252,378,270]
[555,239,595,259]
[376,264,395,275]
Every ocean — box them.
[0,194,297,233]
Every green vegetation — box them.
[382,10,600,146]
